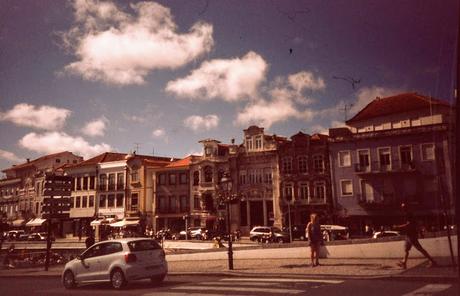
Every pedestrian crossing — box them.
[142,277,344,295]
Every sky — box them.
[0,0,458,171]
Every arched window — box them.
[193,171,200,186]
[204,166,213,183]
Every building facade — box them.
[328,93,454,235]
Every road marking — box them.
[171,285,304,294]
[144,293,234,296]
[199,281,276,286]
[402,284,452,296]
[220,277,344,284]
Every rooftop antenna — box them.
[339,103,354,121]
[152,146,155,156]
[134,142,142,154]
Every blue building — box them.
[328,93,454,235]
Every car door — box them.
[97,242,124,281]
[74,244,104,282]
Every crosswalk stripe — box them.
[220,277,344,284]
[402,284,452,296]
[171,285,304,294]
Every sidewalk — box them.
[0,256,457,283]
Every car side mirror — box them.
[76,255,83,261]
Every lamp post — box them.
[183,215,189,240]
[217,172,239,270]
[287,200,293,243]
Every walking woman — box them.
[306,213,322,267]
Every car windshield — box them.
[128,240,162,252]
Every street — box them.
[0,275,457,296]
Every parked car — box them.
[283,225,307,241]
[7,230,25,240]
[28,232,52,241]
[249,226,290,243]
[17,233,30,241]
[179,227,207,240]
[62,238,168,289]
[320,225,350,241]
[372,230,401,239]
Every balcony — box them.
[355,160,416,175]
[357,194,399,210]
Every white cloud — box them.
[19,131,112,159]
[63,0,214,85]
[152,128,165,137]
[166,51,267,101]
[184,114,219,131]
[236,98,313,129]
[82,117,108,137]
[0,103,71,130]
[0,149,23,163]
[123,113,146,123]
[288,71,325,92]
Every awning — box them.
[11,219,25,227]
[26,218,47,227]
[90,217,115,226]
[110,219,139,227]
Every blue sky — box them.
[0,0,458,171]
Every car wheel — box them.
[110,268,126,289]
[150,274,166,284]
[63,270,76,289]
[277,237,284,244]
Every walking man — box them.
[393,203,437,269]
[306,213,323,267]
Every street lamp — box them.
[217,172,239,270]
[182,215,189,240]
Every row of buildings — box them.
[0,93,455,237]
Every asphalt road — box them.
[0,275,458,296]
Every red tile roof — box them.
[165,155,194,168]
[67,152,174,168]
[2,151,82,172]
[346,93,451,124]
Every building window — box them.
[116,194,123,207]
[193,171,199,186]
[169,173,177,185]
[180,195,188,212]
[245,136,253,151]
[55,159,61,163]
[99,174,107,191]
[76,196,81,208]
[89,176,95,190]
[70,196,75,208]
[357,150,370,171]
[83,177,88,190]
[117,173,124,190]
[255,135,263,150]
[169,196,177,212]
[313,182,326,201]
[299,183,309,200]
[298,156,308,173]
[421,143,435,161]
[108,173,115,191]
[82,196,88,208]
[313,155,324,173]
[256,169,263,183]
[107,194,115,207]
[338,151,351,167]
[264,170,272,184]
[282,157,293,174]
[193,195,201,210]
[204,166,213,183]
[131,193,138,211]
[179,173,187,184]
[205,146,213,156]
[239,171,247,185]
[248,170,255,184]
[283,183,294,201]
[76,177,82,190]
[159,196,167,212]
[131,169,139,182]
[400,145,413,166]
[158,173,166,185]
[99,195,106,208]
[378,147,391,170]
[340,180,353,196]
[89,195,94,207]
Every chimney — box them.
[231,138,235,144]
[26,158,30,163]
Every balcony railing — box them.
[355,160,416,175]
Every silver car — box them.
[62,238,168,289]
